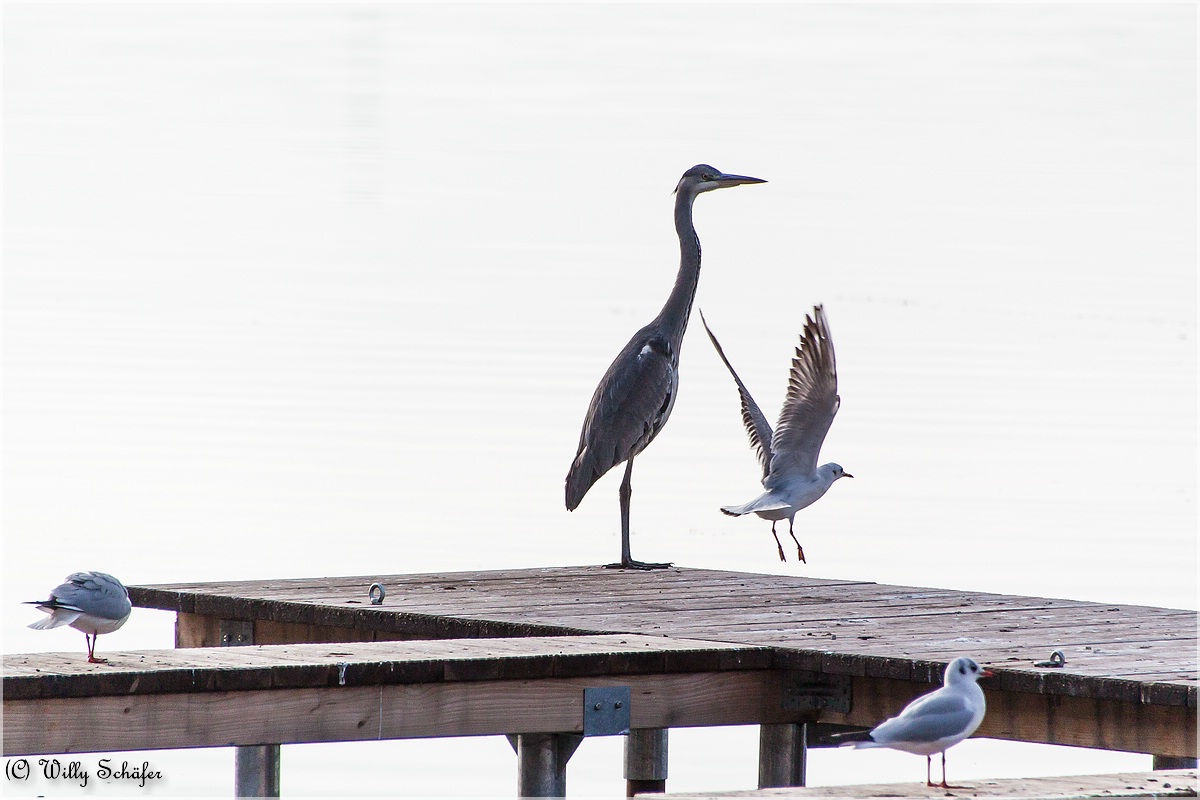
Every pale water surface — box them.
[3,4,1195,797]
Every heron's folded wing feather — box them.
[567,331,677,507]
[767,306,839,486]
[699,312,774,481]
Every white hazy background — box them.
[3,3,1195,797]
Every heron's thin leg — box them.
[771,522,786,562]
[787,518,806,564]
[605,458,670,570]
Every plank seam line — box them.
[377,685,383,740]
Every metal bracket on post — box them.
[780,670,852,713]
[583,686,631,736]
[219,619,254,647]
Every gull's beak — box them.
[843,472,854,479]
[981,668,995,678]
[714,172,766,188]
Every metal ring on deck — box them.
[369,583,386,605]
[1033,649,1066,668]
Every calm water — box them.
[4,4,1194,797]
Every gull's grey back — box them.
[53,571,132,620]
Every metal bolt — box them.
[614,701,623,709]
[369,583,385,605]
[594,703,602,711]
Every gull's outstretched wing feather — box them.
[700,311,774,481]
[766,305,839,487]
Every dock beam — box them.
[625,728,668,795]
[1154,755,1199,770]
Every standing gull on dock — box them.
[566,164,765,570]
[701,306,851,562]
[25,571,132,663]
[831,656,993,788]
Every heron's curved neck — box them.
[655,190,702,347]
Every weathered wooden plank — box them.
[3,670,799,755]
[1,636,773,701]
[657,769,1198,798]
[6,667,1194,758]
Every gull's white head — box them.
[944,656,994,687]
[826,463,853,481]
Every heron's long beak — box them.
[715,173,766,187]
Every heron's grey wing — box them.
[699,311,774,481]
[766,306,839,486]
[54,571,131,621]
[871,692,975,745]
[566,331,678,509]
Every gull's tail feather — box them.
[826,729,877,748]
[720,496,790,517]
[27,609,80,630]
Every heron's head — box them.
[944,656,994,686]
[675,164,766,197]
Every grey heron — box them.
[829,656,993,788]
[701,305,852,563]
[565,164,765,570]
[26,571,132,663]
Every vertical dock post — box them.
[220,619,281,798]
[625,728,667,795]
[511,733,582,797]
[1153,755,1198,770]
[236,745,281,798]
[758,723,806,788]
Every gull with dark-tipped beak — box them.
[829,656,994,788]
[25,571,132,663]
[702,305,851,562]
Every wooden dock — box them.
[659,769,1198,799]
[4,566,1196,796]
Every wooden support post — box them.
[625,727,667,795]
[1153,755,1198,770]
[235,744,280,797]
[758,722,806,788]
[219,619,282,798]
[512,732,582,797]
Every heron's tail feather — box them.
[565,447,601,511]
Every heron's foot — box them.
[87,655,108,664]
[604,559,672,571]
